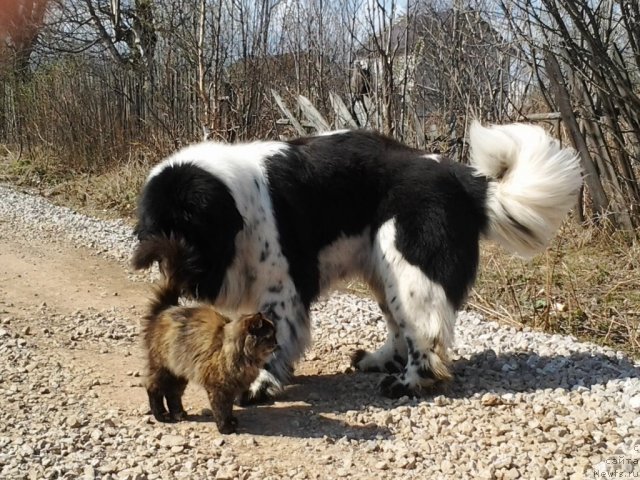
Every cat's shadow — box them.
[184,403,391,439]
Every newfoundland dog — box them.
[132,122,582,402]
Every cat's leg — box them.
[145,367,173,422]
[146,389,168,422]
[165,377,188,421]
[207,388,237,434]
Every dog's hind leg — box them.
[365,219,459,398]
[378,289,455,398]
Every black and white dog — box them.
[133,122,582,401]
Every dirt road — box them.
[1,185,639,479]
[0,220,395,479]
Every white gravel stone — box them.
[159,435,187,448]
[215,465,237,479]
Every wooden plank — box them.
[544,51,609,217]
[363,95,380,130]
[411,109,426,148]
[405,97,425,148]
[522,112,563,121]
[329,92,358,129]
[426,124,440,141]
[276,118,315,129]
[297,95,330,132]
[271,90,306,136]
[352,99,369,128]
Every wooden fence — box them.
[0,59,566,171]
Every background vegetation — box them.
[1,0,638,356]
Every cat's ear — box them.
[245,313,272,335]
[243,333,257,356]
[248,314,264,333]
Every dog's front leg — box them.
[238,289,310,405]
[351,294,408,373]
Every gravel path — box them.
[0,184,639,479]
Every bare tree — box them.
[0,0,637,239]
[500,0,640,230]
[82,0,157,74]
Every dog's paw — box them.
[237,386,275,406]
[379,375,414,398]
[351,349,380,372]
[351,349,405,374]
[379,371,448,398]
[237,369,282,406]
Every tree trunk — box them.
[544,51,610,223]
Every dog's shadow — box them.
[448,349,640,397]
[220,349,639,438]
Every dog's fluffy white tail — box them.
[469,121,583,258]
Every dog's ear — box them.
[131,240,161,270]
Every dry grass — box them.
[1,146,638,358]
[0,144,151,218]
[472,221,640,358]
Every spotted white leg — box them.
[379,302,455,398]
[239,287,310,404]
[369,219,455,398]
[351,291,408,374]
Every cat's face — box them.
[240,313,278,363]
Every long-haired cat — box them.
[134,237,277,434]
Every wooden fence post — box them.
[271,90,306,136]
[544,51,610,222]
[329,92,358,129]
[297,95,330,132]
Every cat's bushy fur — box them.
[134,237,277,434]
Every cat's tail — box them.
[132,234,204,317]
[469,121,583,258]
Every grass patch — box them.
[1,144,638,358]
[471,222,639,358]
[1,144,151,218]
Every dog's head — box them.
[240,313,278,363]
